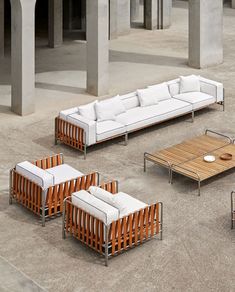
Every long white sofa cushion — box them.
[199,76,223,103]
[67,113,96,146]
[16,161,54,190]
[88,186,147,218]
[96,120,126,142]
[173,92,216,110]
[116,99,192,132]
[46,164,84,185]
[72,190,119,225]
[59,107,78,121]
[119,91,140,110]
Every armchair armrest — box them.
[199,76,224,103]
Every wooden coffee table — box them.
[144,130,235,195]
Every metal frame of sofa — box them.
[9,153,100,226]
[62,180,163,266]
[55,79,225,159]
[232,191,235,229]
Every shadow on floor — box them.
[35,82,86,95]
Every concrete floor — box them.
[0,1,235,291]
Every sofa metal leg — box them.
[124,133,128,146]
[9,170,13,205]
[83,145,87,160]
[55,137,58,145]
[144,156,146,172]
[191,111,195,123]
[62,200,66,239]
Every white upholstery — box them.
[116,99,192,132]
[180,75,200,93]
[59,107,78,121]
[96,120,126,142]
[199,76,223,102]
[67,113,96,146]
[137,88,159,107]
[148,82,172,102]
[46,164,84,185]
[119,91,139,110]
[173,92,216,110]
[16,161,54,190]
[95,95,126,121]
[89,186,116,205]
[167,79,180,96]
[72,190,119,225]
[78,100,97,121]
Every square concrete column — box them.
[189,0,223,68]
[144,0,158,30]
[117,0,130,35]
[0,0,4,58]
[232,0,235,8]
[10,0,36,116]
[161,0,172,29]
[87,0,109,96]
[63,0,73,30]
[109,0,118,39]
[131,0,140,22]
[48,0,63,48]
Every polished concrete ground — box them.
[0,1,235,291]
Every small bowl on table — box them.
[220,153,233,161]
[203,155,216,163]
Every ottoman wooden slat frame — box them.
[144,130,234,195]
[9,153,100,226]
[62,180,163,266]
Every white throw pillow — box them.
[78,100,97,121]
[180,75,200,93]
[95,95,126,121]
[137,88,159,107]
[148,82,172,102]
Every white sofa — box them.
[55,75,224,158]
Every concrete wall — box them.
[117,0,130,35]
[0,0,4,57]
[189,0,223,68]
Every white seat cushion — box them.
[116,99,192,132]
[16,161,54,190]
[96,120,126,142]
[46,164,84,185]
[72,190,119,225]
[173,92,216,110]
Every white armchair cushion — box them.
[59,107,78,121]
[67,113,96,146]
[148,82,172,102]
[78,100,98,121]
[72,190,119,225]
[95,95,126,121]
[137,88,159,107]
[16,161,54,190]
[119,91,140,110]
[96,120,126,142]
[180,75,200,93]
[46,164,84,185]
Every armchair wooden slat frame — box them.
[9,153,100,226]
[62,180,163,266]
[231,191,235,229]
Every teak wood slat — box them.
[63,180,163,266]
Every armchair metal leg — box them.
[144,157,146,172]
[231,192,234,229]
[62,200,66,239]
[84,145,87,160]
[42,190,47,227]
[105,225,109,267]
[9,170,13,205]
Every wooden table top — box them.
[146,133,235,182]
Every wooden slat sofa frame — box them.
[62,180,163,266]
[9,153,99,226]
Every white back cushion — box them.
[16,161,54,189]
[78,100,97,121]
[180,75,200,93]
[119,92,140,110]
[72,190,119,225]
[167,79,180,96]
[59,107,78,121]
[148,82,172,102]
[137,88,159,107]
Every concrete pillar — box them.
[232,0,235,8]
[87,0,109,96]
[189,0,223,68]
[144,0,158,30]
[10,0,36,116]
[63,0,73,30]
[81,0,86,32]
[48,0,63,48]
[144,0,171,30]
[0,0,4,58]
[131,0,140,22]
[117,0,130,35]
[109,0,118,39]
